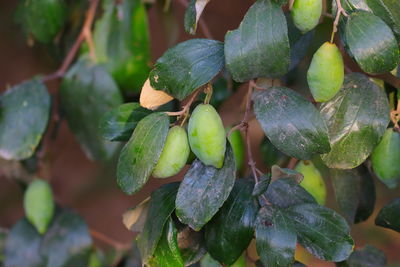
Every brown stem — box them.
[90,229,131,250]
[165,88,201,117]
[288,0,295,10]
[42,0,100,82]
[287,158,298,169]
[330,0,348,43]
[373,72,400,89]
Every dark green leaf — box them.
[344,11,399,74]
[177,226,206,266]
[0,79,50,160]
[252,174,272,197]
[4,219,44,267]
[265,178,317,208]
[365,0,400,39]
[345,245,386,267]
[93,0,150,92]
[375,198,400,233]
[205,179,259,265]
[255,206,297,267]
[149,39,224,100]
[117,112,169,195]
[99,103,152,142]
[253,88,330,160]
[175,144,236,231]
[260,138,290,168]
[224,0,290,82]
[137,182,180,263]
[320,73,390,169]
[15,0,66,43]
[60,58,123,161]
[286,204,354,261]
[286,13,315,71]
[331,165,375,224]
[40,209,92,267]
[184,0,210,35]
[149,218,184,267]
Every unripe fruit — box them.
[291,0,322,33]
[307,42,344,102]
[188,104,226,168]
[295,160,327,205]
[152,126,190,178]
[230,253,246,267]
[24,179,55,234]
[371,128,400,188]
[227,128,245,171]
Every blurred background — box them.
[0,0,399,266]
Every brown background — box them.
[1,0,400,266]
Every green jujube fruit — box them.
[291,0,322,33]
[371,128,400,188]
[295,160,327,205]
[188,104,226,168]
[227,128,245,171]
[24,179,55,234]
[307,42,344,102]
[230,253,246,267]
[152,126,190,178]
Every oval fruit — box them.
[295,160,327,205]
[291,0,322,33]
[188,104,226,168]
[307,42,344,102]
[371,128,400,188]
[152,126,190,178]
[227,128,245,171]
[24,179,55,234]
[230,253,246,267]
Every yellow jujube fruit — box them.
[307,42,344,102]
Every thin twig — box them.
[90,229,131,250]
[42,0,100,82]
[287,158,298,169]
[330,0,348,43]
[165,88,201,116]
[288,0,295,10]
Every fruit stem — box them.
[203,83,213,104]
[390,101,400,129]
[288,0,295,10]
[165,87,201,117]
[330,0,348,44]
[42,0,100,82]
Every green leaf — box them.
[320,73,390,169]
[253,88,330,160]
[331,166,375,224]
[365,0,400,39]
[60,58,123,161]
[24,179,55,234]
[265,178,317,208]
[252,174,272,197]
[4,218,44,267]
[0,79,50,160]
[149,39,225,100]
[224,0,290,82]
[375,198,400,233]
[175,144,236,231]
[205,179,259,265]
[200,253,221,267]
[149,218,184,267]
[344,245,386,267]
[286,204,354,261]
[15,0,66,43]
[117,112,169,195]
[260,138,290,168]
[184,0,210,35]
[40,209,93,267]
[137,182,180,263]
[176,225,206,266]
[93,0,151,92]
[255,206,297,267]
[99,103,152,142]
[344,11,399,74]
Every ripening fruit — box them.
[371,128,400,188]
[188,104,226,168]
[295,160,327,205]
[227,128,245,171]
[24,179,55,234]
[230,253,246,267]
[291,0,322,33]
[152,126,190,178]
[307,42,344,102]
